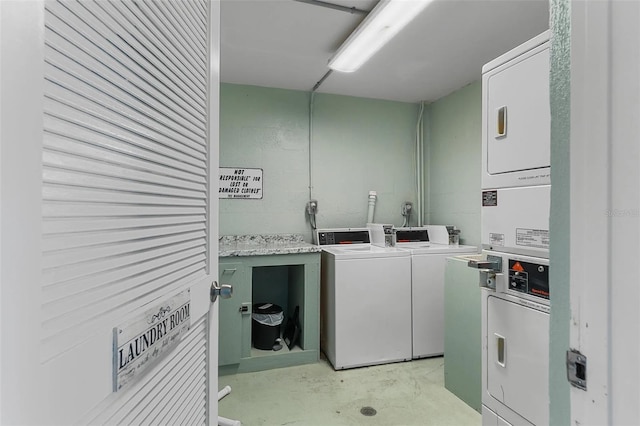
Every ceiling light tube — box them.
[328,0,432,73]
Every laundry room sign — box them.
[219,167,263,199]
[112,290,191,392]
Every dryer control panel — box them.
[508,259,549,299]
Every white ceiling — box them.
[220,0,549,103]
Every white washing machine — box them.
[395,226,478,358]
[317,228,412,370]
[476,251,550,426]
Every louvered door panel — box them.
[47,1,208,126]
[43,0,208,358]
[43,93,206,167]
[42,0,212,423]
[43,129,208,180]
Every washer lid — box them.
[396,242,432,250]
[325,244,409,259]
[403,243,478,255]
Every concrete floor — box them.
[218,356,481,426]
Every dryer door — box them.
[487,296,549,425]
[485,46,550,176]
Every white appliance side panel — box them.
[412,254,447,358]
[482,43,550,189]
[487,296,549,426]
[482,405,515,426]
[320,252,337,366]
[412,250,475,358]
[481,288,491,407]
[333,256,412,369]
[497,414,514,426]
[482,185,550,257]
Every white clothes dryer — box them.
[476,250,550,426]
[395,227,478,358]
[316,228,412,370]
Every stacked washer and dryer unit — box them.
[470,31,552,426]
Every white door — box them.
[0,1,220,424]
[569,0,640,424]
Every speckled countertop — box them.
[219,234,321,257]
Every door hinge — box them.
[566,349,587,390]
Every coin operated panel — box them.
[508,259,549,300]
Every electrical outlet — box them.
[402,202,413,215]
[239,302,252,315]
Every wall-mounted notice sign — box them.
[219,167,263,199]
[113,290,191,392]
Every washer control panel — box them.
[315,229,370,246]
[508,259,549,299]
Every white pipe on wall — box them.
[367,191,377,223]
[416,102,425,226]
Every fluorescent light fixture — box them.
[328,0,432,73]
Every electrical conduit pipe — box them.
[416,102,425,227]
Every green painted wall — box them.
[549,0,571,423]
[311,93,418,229]
[219,84,310,237]
[219,84,420,240]
[424,82,482,247]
